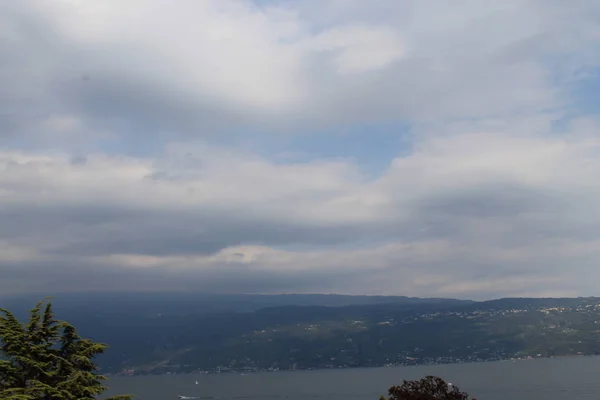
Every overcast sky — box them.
[2,0,600,300]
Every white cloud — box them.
[305,25,405,73]
[18,0,311,111]
[3,0,599,140]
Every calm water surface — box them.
[103,356,600,400]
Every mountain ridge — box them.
[3,293,600,375]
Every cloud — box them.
[2,119,600,299]
[3,0,600,144]
[305,25,405,73]
[2,0,600,299]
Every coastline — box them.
[106,352,594,377]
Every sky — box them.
[2,0,600,300]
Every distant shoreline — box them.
[107,353,595,377]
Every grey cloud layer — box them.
[2,130,600,298]
[2,0,600,298]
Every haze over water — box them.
[103,356,600,400]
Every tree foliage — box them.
[0,298,132,400]
[382,375,476,400]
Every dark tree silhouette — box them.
[381,375,476,400]
[0,298,132,400]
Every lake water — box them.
[102,356,600,400]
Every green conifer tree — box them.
[0,298,132,400]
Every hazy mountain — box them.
[0,292,472,318]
